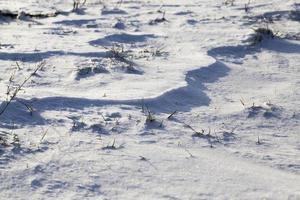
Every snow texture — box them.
[0,0,300,199]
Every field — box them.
[0,0,300,199]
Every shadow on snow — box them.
[0,61,230,127]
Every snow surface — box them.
[0,0,300,199]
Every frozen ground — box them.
[0,0,300,199]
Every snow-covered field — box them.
[0,0,300,199]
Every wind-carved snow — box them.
[24,44,215,100]
[0,0,300,199]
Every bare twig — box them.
[167,110,177,120]
[0,61,46,116]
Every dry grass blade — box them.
[0,61,46,116]
[167,110,177,120]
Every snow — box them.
[0,0,300,199]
